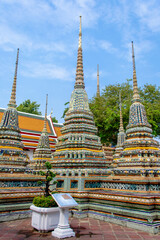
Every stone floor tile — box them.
[128,238,142,240]
[0,238,14,240]
[141,237,159,240]
[115,235,129,239]
[103,237,117,240]
[0,217,160,240]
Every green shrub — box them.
[33,196,58,208]
[37,161,57,197]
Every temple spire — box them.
[42,94,48,133]
[119,91,124,132]
[74,16,85,89]
[131,41,140,102]
[96,64,100,97]
[114,91,126,153]
[8,48,19,108]
[78,16,82,48]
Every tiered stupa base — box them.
[71,188,160,234]
[0,172,44,222]
[66,171,160,234]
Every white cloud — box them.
[134,0,160,32]
[50,0,100,29]
[0,0,100,53]
[0,23,32,51]
[0,22,71,54]
[1,0,100,30]
[21,62,74,81]
[99,40,118,54]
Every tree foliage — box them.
[37,161,57,197]
[61,102,69,119]
[52,117,58,123]
[17,99,42,115]
[33,162,57,208]
[89,81,160,146]
[139,84,160,136]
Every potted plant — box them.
[30,162,60,232]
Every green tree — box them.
[37,162,57,197]
[89,81,160,146]
[52,117,58,123]
[33,162,58,208]
[62,102,69,119]
[139,84,160,136]
[17,99,42,115]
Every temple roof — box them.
[0,108,63,151]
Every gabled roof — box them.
[0,108,63,151]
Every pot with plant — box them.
[30,161,60,232]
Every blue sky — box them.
[0,0,160,123]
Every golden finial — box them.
[8,48,19,108]
[97,64,100,97]
[131,41,140,102]
[42,94,48,133]
[50,108,53,117]
[78,16,82,48]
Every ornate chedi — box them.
[113,42,160,175]
[29,94,52,170]
[0,49,28,172]
[0,49,43,222]
[70,42,160,234]
[52,17,107,191]
[113,91,126,160]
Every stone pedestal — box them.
[52,208,75,238]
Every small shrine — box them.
[29,94,52,171]
[113,91,126,160]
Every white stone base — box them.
[52,226,75,238]
[52,208,75,238]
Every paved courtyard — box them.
[0,217,160,240]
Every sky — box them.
[0,0,160,123]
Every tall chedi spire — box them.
[52,16,107,192]
[96,64,100,97]
[119,91,124,133]
[42,94,48,133]
[75,16,85,89]
[30,94,52,171]
[131,41,140,102]
[113,91,126,160]
[0,49,28,173]
[112,41,159,176]
[8,48,19,108]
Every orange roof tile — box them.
[0,111,51,133]
[18,115,51,133]
[54,126,62,137]
[0,108,63,151]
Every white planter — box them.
[30,204,60,232]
